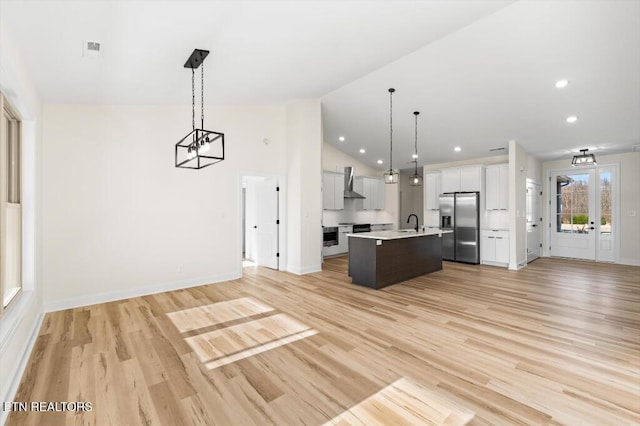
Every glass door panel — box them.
[550,170,596,260]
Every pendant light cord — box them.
[201,63,205,130]
[389,88,394,172]
[414,111,419,174]
[191,68,196,132]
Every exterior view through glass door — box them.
[550,166,616,261]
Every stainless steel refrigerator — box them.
[439,192,480,264]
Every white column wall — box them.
[286,100,323,274]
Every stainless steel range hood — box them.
[343,167,365,199]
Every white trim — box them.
[0,305,43,426]
[618,258,640,267]
[287,264,321,275]
[508,261,525,270]
[481,260,508,268]
[44,272,239,313]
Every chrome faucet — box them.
[407,214,419,232]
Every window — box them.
[1,93,22,311]
[600,171,612,235]
[556,173,590,233]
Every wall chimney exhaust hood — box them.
[343,167,365,199]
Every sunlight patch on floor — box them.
[167,297,274,333]
[167,297,316,369]
[322,377,475,426]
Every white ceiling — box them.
[2,0,639,166]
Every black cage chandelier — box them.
[571,148,597,167]
[175,49,225,169]
[409,111,423,186]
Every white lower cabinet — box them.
[481,230,509,267]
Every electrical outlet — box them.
[630,210,637,217]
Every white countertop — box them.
[346,229,452,240]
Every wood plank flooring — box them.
[6,257,640,425]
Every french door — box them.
[549,166,616,261]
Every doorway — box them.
[526,179,542,263]
[242,176,280,270]
[549,165,617,261]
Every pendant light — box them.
[383,88,399,184]
[409,111,423,186]
[571,148,597,166]
[175,49,225,169]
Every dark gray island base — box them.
[347,230,447,289]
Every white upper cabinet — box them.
[354,176,385,210]
[484,164,508,210]
[322,171,344,210]
[440,165,483,193]
[424,173,441,210]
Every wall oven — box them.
[323,227,339,247]
[352,224,371,233]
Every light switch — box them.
[631,210,637,217]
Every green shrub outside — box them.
[572,214,588,224]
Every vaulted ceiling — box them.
[2,0,639,167]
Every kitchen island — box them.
[347,229,451,289]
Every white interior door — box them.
[254,178,279,270]
[550,169,596,260]
[526,180,541,262]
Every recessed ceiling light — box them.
[359,148,365,154]
[377,160,383,164]
[412,154,418,159]
[454,146,461,152]
[555,79,569,88]
[566,115,578,124]
[338,136,345,142]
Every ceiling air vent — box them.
[489,147,505,152]
[83,40,102,57]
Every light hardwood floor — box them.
[7,257,640,425]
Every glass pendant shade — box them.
[409,172,423,186]
[409,111,423,186]
[384,88,398,184]
[384,169,399,184]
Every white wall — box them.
[399,170,423,229]
[542,152,640,266]
[322,142,397,226]
[0,27,44,424]
[42,104,289,309]
[285,100,323,274]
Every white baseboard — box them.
[508,261,526,270]
[481,260,509,268]
[0,307,44,426]
[618,258,640,266]
[44,272,239,313]
[287,264,322,275]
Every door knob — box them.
[589,226,595,230]
[253,225,257,229]
[532,224,537,227]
